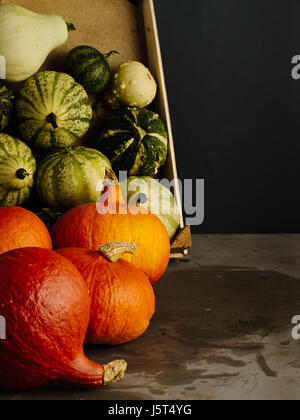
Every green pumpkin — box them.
[15,71,93,149]
[0,133,36,206]
[36,146,113,210]
[98,107,168,176]
[0,81,14,131]
[66,46,118,95]
[120,176,181,239]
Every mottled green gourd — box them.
[0,82,14,131]
[36,146,113,210]
[0,134,36,206]
[98,107,168,177]
[34,208,64,230]
[66,46,118,95]
[120,176,181,239]
[16,72,93,149]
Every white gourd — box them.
[105,61,157,109]
[0,3,73,82]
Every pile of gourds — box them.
[0,3,181,240]
[0,3,179,391]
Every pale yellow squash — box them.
[0,3,74,82]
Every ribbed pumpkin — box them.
[98,107,168,176]
[0,82,14,131]
[66,46,118,95]
[15,72,93,149]
[52,185,170,284]
[0,247,126,389]
[57,242,155,345]
[36,146,113,210]
[0,134,36,206]
[0,206,52,255]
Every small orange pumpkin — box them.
[0,206,52,255]
[57,242,155,345]
[52,185,170,284]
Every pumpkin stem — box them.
[101,171,127,205]
[66,22,76,32]
[47,113,58,129]
[16,168,29,180]
[99,242,137,263]
[104,168,119,186]
[103,360,127,386]
[104,51,120,61]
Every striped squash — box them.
[66,46,117,95]
[15,72,93,149]
[98,107,168,177]
[0,82,14,131]
[36,146,113,210]
[0,134,36,206]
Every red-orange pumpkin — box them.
[52,185,170,284]
[0,247,126,390]
[57,242,155,345]
[0,206,52,255]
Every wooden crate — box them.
[1,0,192,256]
[141,0,191,257]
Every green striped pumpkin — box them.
[36,146,113,210]
[0,82,14,131]
[98,107,168,176]
[0,133,36,206]
[15,71,93,150]
[120,176,181,239]
[66,46,118,95]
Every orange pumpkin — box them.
[0,247,126,389]
[57,242,155,345]
[52,185,170,284]
[0,206,52,255]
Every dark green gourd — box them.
[98,107,168,177]
[66,46,118,95]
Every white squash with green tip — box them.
[0,3,75,82]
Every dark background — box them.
[152,0,300,234]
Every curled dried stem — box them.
[103,360,127,386]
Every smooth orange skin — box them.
[52,187,171,284]
[57,247,156,346]
[0,248,104,390]
[0,207,52,255]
